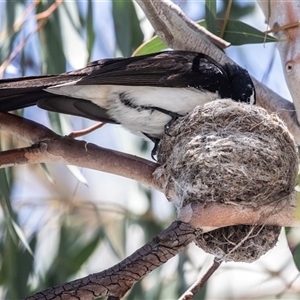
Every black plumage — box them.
[0,50,255,140]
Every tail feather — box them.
[0,75,79,110]
[0,75,116,124]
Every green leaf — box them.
[47,111,63,135]
[0,168,12,209]
[217,1,255,20]
[11,220,33,256]
[292,243,300,271]
[133,36,168,56]
[205,0,217,17]
[0,1,24,64]
[40,163,55,184]
[71,229,104,273]
[112,0,144,56]
[0,226,36,299]
[43,221,104,287]
[86,0,95,62]
[37,2,66,74]
[205,0,217,35]
[215,19,277,45]
[134,18,276,57]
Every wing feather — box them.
[75,51,230,94]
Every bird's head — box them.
[225,64,256,105]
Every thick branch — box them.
[177,194,297,230]
[257,0,300,124]
[24,221,200,300]
[0,112,159,189]
[0,112,58,143]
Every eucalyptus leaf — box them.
[292,242,300,271]
[86,0,95,62]
[132,36,167,56]
[205,0,217,35]
[133,18,276,57]
[216,19,278,45]
[44,222,104,286]
[11,220,33,256]
[37,1,66,74]
[47,111,63,135]
[217,1,255,20]
[205,0,217,17]
[112,0,143,56]
[0,163,35,259]
[0,0,24,64]
[0,223,36,299]
[40,163,55,184]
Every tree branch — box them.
[23,221,200,300]
[257,0,300,124]
[177,194,297,230]
[179,259,221,300]
[0,112,159,189]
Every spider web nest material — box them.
[153,99,298,262]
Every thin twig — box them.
[68,122,105,138]
[265,20,300,34]
[220,0,232,39]
[179,259,222,300]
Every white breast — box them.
[106,85,219,138]
[46,84,219,138]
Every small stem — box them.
[179,258,221,300]
[220,0,232,39]
[68,122,105,138]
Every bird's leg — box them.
[143,133,160,160]
[151,107,183,135]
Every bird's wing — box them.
[74,51,230,94]
[0,51,230,121]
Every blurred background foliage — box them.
[0,0,300,299]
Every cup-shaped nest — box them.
[154,99,298,262]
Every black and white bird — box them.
[0,50,255,144]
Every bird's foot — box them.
[143,133,160,160]
[151,107,182,136]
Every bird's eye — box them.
[286,62,293,74]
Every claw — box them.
[151,106,182,136]
[143,133,160,160]
[142,108,182,159]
